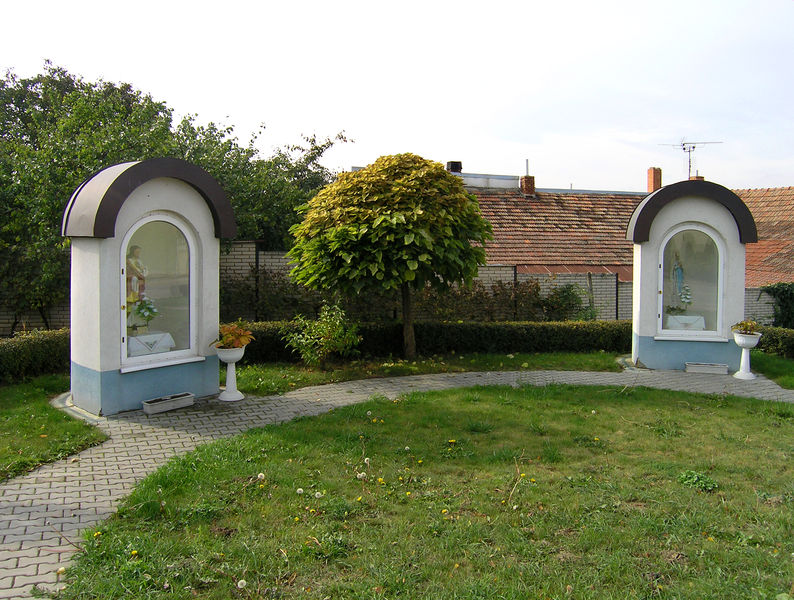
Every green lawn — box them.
[53,384,794,599]
[751,349,794,389]
[234,351,621,396]
[0,375,107,482]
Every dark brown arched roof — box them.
[61,158,236,238]
[626,179,757,244]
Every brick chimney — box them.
[647,167,662,193]
[689,173,705,181]
[520,175,535,196]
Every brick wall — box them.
[744,288,775,325]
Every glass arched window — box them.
[121,214,197,367]
[659,226,722,335]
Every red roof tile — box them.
[472,185,794,287]
[473,188,642,280]
[736,187,794,287]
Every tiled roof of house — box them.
[736,187,794,287]
[473,187,642,280]
[472,184,794,286]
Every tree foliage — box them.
[288,153,493,357]
[0,64,341,330]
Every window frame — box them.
[656,223,725,339]
[119,212,200,371]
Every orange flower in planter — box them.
[212,321,255,349]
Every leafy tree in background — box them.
[0,64,174,329]
[288,153,493,358]
[0,63,341,330]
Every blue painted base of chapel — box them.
[632,333,741,371]
[70,357,220,416]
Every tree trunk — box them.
[401,282,416,359]
[37,305,51,330]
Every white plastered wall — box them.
[70,178,219,372]
[635,195,745,340]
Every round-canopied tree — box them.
[288,153,493,358]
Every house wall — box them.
[0,241,778,336]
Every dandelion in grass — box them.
[237,580,247,589]
[315,491,323,499]
[296,488,304,495]
[257,472,265,480]
[377,477,385,485]
[130,550,138,557]
[356,472,367,480]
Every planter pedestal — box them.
[733,332,761,380]
[216,347,245,401]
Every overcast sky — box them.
[3,1,793,191]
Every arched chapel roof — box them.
[62,158,236,238]
[626,179,757,244]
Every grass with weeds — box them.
[0,375,107,481]
[233,351,620,396]
[751,349,794,389]
[55,384,794,599]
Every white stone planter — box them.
[733,331,761,380]
[142,392,195,415]
[216,346,246,401]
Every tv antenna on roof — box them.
[660,139,722,179]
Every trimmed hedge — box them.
[757,325,794,359]
[9,321,794,379]
[0,329,70,381]
[242,320,632,363]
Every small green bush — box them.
[757,325,794,359]
[282,304,361,367]
[0,329,70,381]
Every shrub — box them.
[222,269,596,324]
[281,304,362,367]
[0,329,70,381]
[542,284,584,321]
[412,320,631,355]
[757,325,794,359]
[761,282,794,329]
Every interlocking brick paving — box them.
[1,369,792,598]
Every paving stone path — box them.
[1,368,793,598]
